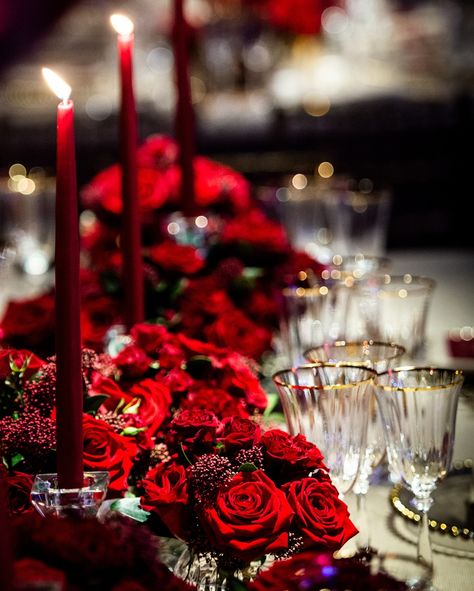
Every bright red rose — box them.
[261,429,326,481]
[148,242,205,275]
[194,157,251,211]
[90,375,133,412]
[0,468,34,515]
[159,367,194,393]
[0,349,44,380]
[13,558,66,589]
[177,332,230,359]
[114,345,152,379]
[283,473,358,550]
[82,414,138,493]
[200,469,294,562]
[167,409,221,456]
[266,0,326,36]
[181,388,249,420]
[137,134,178,169]
[156,342,186,370]
[220,209,289,254]
[221,416,262,452]
[205,308,273,361]
[128,378,172,435]
[0,293,55,349]
[140,462,190,541]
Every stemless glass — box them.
[304,340,406,550]
[374,367,464,583]
[272,364,376,496]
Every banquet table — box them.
[341,248,474,591]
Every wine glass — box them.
[304,340,406,551]
[272,363,376,496]
[374,367,464,585]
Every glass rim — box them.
[355,274,436,292]
[304,340,406,362]
[375,366,464,391]
[272,362,377,390]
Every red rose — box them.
[13,558,66,589]
[261,429,326,481]
[267,0,325,35]
[219,353,268,412]
[114,344,152,379]
[200,469,294,562]
[181,388,249,420]
[159,367,194,393]
[140,462,191,541]
[167,409,221,456]
[283,474,358,550]
[0,349,44,380]
[221,417,262,452]
[0,293,55,349]
[81,295,122,351]
[128,378,172,435]
[137,134,178,168]
[205,308,273,361]
[156,342,186,370]
[177,333,230,359]
[82,414,138,493]
[0,468,34,515]
[89,375,134,416]
[194,156,251,211]
[148,242,205,275]
[131,323,172,355]
[220,209,289,254]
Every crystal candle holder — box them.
[31,471,109,518]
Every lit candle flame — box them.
[110,14,134,37]
[42,68,71,102]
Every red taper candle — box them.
[43,68,83,490]
[111,14,144,330]
[173,0,197,216]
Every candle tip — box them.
[42,68,71,101]
[110,14,134,36]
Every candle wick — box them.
[61,98,69,107]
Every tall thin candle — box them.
[42,68,83,490]
[173,0,196,215]
[0,476,13,591]
[110,14,144,330]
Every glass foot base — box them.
[31,471,109,518]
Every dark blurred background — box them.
[0,0,473,250]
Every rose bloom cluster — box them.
[9,512,195,591]
[139,414,357,570]
[0,135,324,362]
[0,322,269,509]
[247,550,409,591]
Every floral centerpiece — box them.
[0,135,324,362]
[9,512,195,591]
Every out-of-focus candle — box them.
[0,475,13,591]
[173,0,196,216]
[110,14,144,330]
[42,67,83,490]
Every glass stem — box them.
[416,498,433,570]
[355,492,371,550]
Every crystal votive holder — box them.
[31,471,109,518]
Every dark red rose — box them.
[167,409,221,456]
[0,293,55,349]
[156,342,186,370]
[0,468,34,515]
[90,375,134,412]
[128,378,172,435]
[114,344,152,379]
[137,134,178,169]
[148,242,205,275]
[13,558,66,588]
[200,469,294,562]
[283,473,358,550]
[82,414,138,494]
[0,349,44,380]
[261,429,326,481]
[205,308,273,360]
[181,387,249,420]
[140,462,191,541]
[159,367,194,393]
[131,323,172,355]
[219,353,268,412]
[81,295,122,351]
[248,550,407,591]
[220,417,262,452]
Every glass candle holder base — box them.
[163,211,222,254]
[31,471,109,518]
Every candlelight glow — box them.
[110,14,134,37]
[42,68,71,101]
